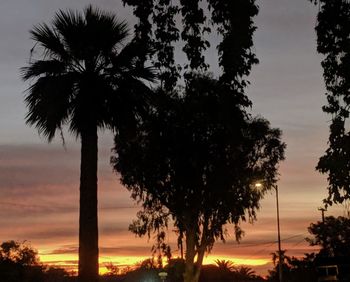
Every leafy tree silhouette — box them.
[307,216,350,257]
[115,1,285,281]
[113,74,285,282]
[0,240,39,265]
[0,240,43,282]
[268,251,317,282]
[21,6,154,282]
[310,0,350,205]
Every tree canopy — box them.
[311,0,350,205]
[113,1,285,282]
[0,241,42,282]
[0,240,39,266]
[122,0,258,91]
[307,216,350,257]
[267,251,317,282]
[112,74,285,282]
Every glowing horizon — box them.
[39,252,270,275]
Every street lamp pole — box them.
[255,182,283,282]
[275,185,283,282]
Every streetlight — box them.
[255,183,283,282]
[275,185,283,282]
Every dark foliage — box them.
[0,240,42,282]
[123,0,180,91]
[307,216,350,257]
[122,0,259,93]
[103,258,265,282]
[0,240,72,282]
[267,251,317,282]
[200,260,265,282]
[208,0,259,88]
[115,1,284,281]
[112,74,285,282]
[311,0,350,205]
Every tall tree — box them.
[115,1,284,282]
[113,74,285,282]
[311,0,350,205]
[21,6,154,282]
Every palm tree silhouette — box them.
[21,6,154,282]
[235,265,256,278]
[215,259,236,272]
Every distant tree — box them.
[0,240,39,265]
[270,250,288,268]
[199,264,233,282]
[215,259,236,272]
[310,0,350,205]
[43,267,71,282]
[199,263,264,282]
[122,267,159,282]
[267,251,317,282]
[214,261,260,282]
[103,262,120,276]
[22,6,154,282]
[0,241,74,282]
[113,74,285,282]
[0,240,44,282]
[136,258,158,270]
[235,265,257,279]
[307,216,350,257]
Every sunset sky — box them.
[0,0,347,276]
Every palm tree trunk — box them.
[79,126,99,282]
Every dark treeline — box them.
[5,214,350,282]
[0,239,266,282]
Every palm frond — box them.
[52,8,86,59]
[111,40,155,74]
[30,23,68,60]
[23,5,156,141]
[52,6,129,61]
[21,59,66,80]
[24,75,75,141]
[84,5,129,53]
[215,259,236,271]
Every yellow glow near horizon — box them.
[39,251,269,275]
[203,255,269,266]
[40,252,152,274]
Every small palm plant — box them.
[235,266,256,278]
[215,259,236,272]
[22,6,154,282]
